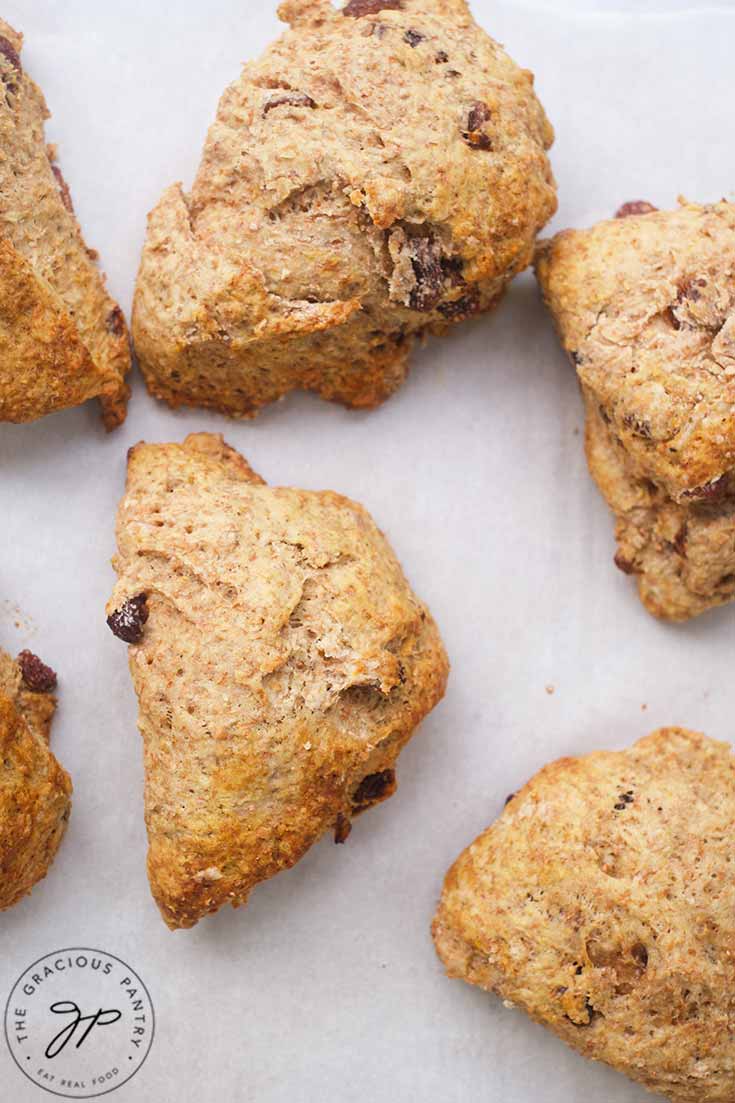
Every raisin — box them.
[342,0,403,16]
[614,551,635,575]
[334,813,352,844]
[504,792,516,807]
[435,50,449,63]
[614,802,627,811]
[0,35,21,93]
[51,164,74,214]
[463,101,492,150]
[681,474,728,502]
[17,650,57,693]
[438,290,480,321]
[353,768,395,808]
[614,200,658,218]
[106,306,126,337]
[403,29,424,47]
[263,91,316,114]
[107,593,149,643]
[408,237,448,311]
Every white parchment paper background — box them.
[1,2,734,1100]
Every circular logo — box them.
[4,948,155,1099]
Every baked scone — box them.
[133,0,556,417]
[0,647,72,910]
[433,727,735,1103]
[107,432,448,929]
[0,20,130,428]
[585,392,735,620]
[535,200,735,619]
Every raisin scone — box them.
[433,727,735,1103]
[535,199,735,619]
[0,20,130,428]
[585,392,735,620]
[106,432,449,929]
[132,0,556,418]
[0,647,72,910]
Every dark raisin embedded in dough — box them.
[622,412,652,439]
[263,91,316,114]
[614,551,636,575]
[107,593,149,644]
[404,29,424,47]
[50,164,74,214]
[353,768,396,808]
[439,290,480,321]
[435,49,449,63]
[17,650,57,693]
[681,474,729,502]
[0,35,21,93]
[504,792,516,807]
[334,813,352,844]
[343,0,403,17]
[106,306,126,337]
[409,237,447,311]
[463,102,492,150]
[614,802,627,811]
[614,200,658,218]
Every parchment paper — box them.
[1,2,733,1100]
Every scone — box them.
[585,393,735,621]
[0,20,130,428]
[133,0,556,417]
[107,432,448,929]
[535,199,735,619]
[0,647,72,910]
[433,727,735,1103]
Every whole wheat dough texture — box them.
[433,727,735,1103]
[0,648,72,911]
[585,391,735,620]
[133,0,556,417]
[0,20,130,428]
[535,199,735,619]
[107,432,449,929]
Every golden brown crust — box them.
[0,649,72,911]
[433,727,735,1103]
[133,0,556,417]
[535,199,735,619]
[0,18,130,427]
[108,432,449,928]
[535,200,735,501]
[584,391,735,620]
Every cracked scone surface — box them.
[107,432,448,929]
[433,728,735,1103]
[133,0,556,417]
[585,393,735,620]
[0,649,72,911]
[0,20,130,428]
[535,200,735,618]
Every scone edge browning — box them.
[133,0,556,417]
[0,649,72,911]
[109,432,449,929]
[0,18,130,428]
[433,727,735,1103]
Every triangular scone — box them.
[0,648,72,910]
[132,0,555,417]
[535,200,735,618]
[433,728,735,1103]
[107,433,449,929]
[0,20,130,428]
